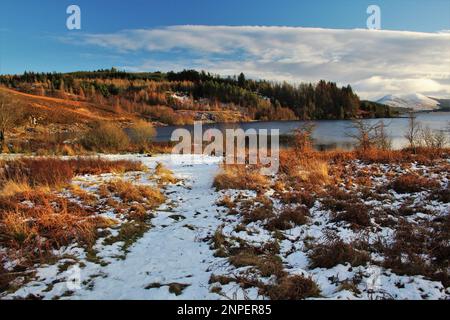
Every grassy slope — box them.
[0,87,135,125]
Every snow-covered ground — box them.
[2,154,449,300]
[4,154,230,300]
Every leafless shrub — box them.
[420,126,448,149]
[346,119,386,151]
[404,112,422,152]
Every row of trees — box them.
[0,69,395,122]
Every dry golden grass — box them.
[263,275,321,300]
[154,162,177,184]
[297,158,330,185]
[0,157,145,190]
[213,164,269,192]
[69,185,98,206]
[0,180,32,198]
[279,149,330,188]
[0,190,117,258]
[105,179,165,208]
[390,173,440,194]
[0,157,149,268]
[307,234,370,269]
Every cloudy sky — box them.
[1,0,449,100]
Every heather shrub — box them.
[213,165,269,192]
[390,173,440,194]
[308,234,370,269]
[264,275,321,300]
[81,122,130,152]
[127,120,156,150]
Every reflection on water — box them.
[155,112,450,150]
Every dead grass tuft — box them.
[213,164,269,192]
[390,173,440,194]
[105,179,165,208]
[308,233,370,269]
[0,190,117,260]
[266,206,310,231]
[154,162,177,184]
[0,180,32,198]
[263,275,321,300]
[240,196,274,224]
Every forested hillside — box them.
[0,69,395,125]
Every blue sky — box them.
[1,0,449,98]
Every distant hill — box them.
[377,93,441,112]
[430,97,450,111]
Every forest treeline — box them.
[0,69,396,125]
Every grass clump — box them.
[308,234,370,269]
[390,173,440,194]
[103,221,150,252]
[154,162,177,184]
[263,275,321,300]
[266,206,310,231]
[127,120,156,152]
[81,122,130,152]
[0,190,117,260]
[213,164,269,192]
[105,179,165,207]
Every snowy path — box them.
[8,155,227,300]
[74,155,224,299]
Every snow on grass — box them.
[1,154,449,300]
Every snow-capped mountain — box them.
[377,93,440,111]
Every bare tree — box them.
[346,119,383,151]
[421,126,448,149]
[374,120,392,150]
[433,130,448,149]
[293,122,315,153]
[404,112,421,152]
[0,93,21,151]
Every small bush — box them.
[213,165,269,192]
[105,179,165,208]
[308,235,370,269]
[264,275,321,300]
[81,122,130,152]
[240,196,274,224]
[266,206,309,231]
[127,120,155,150]
[154,162,177,184]
[390,173,440,194]
[331,203,371,229]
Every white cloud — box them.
[74,25,450,100]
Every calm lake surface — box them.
[155,112,450,150]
